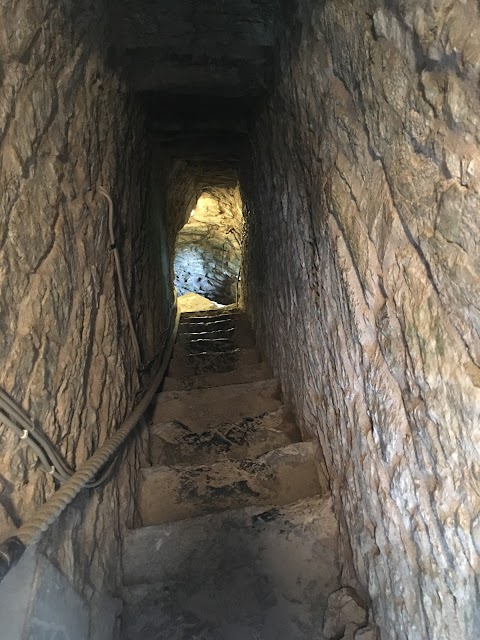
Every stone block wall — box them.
[0,0,170,633]
[241,1,480,638]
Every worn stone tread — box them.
[150,379,282,431]
[122,309,338,640]
[178,326,255,349]
[180,308,243,321]
[125,493,336,582]
[168,346,261,377]
[173,337,243,355]
[178,316,252,335]
[178,317,236,333]
[162,361,273,391]
[149,407,299,466]
[138,441,320,525]
[121,496,340,639]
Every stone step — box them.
[178,315,251,335]
[173,337,237,355]
[178,325,255,349]
[149,407,299,466]
[180,312,245,323]
[179,316,243,326]
[178,316,236,332]
[180,312,249,325]
[179,313,251,331]
[162,361,273,391]
[180,307,243,321]
[138,441,320,526]
[121,496,340,639]
[167,346,261,378]
[150,379,282,431]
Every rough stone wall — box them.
[174,187,243,304]
[242,1,480,638]
[0,0,169,632]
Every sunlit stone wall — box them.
[174,186,243,304]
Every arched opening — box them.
[174,185,243,309]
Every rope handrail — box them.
[0,186,173,492]
[98,185,169,374]
[0,390,119,489]
[0,297,180,584]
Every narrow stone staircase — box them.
[120,307,341,639]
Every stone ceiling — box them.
[110,0,276,165]
[111,0,275,97]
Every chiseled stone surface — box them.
[355,625,379,640]
[242,0,480,638]
[0,0,169,632]
[151,378,281,431]
[323,587,368,639]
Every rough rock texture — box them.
[149,408,297,466]
[241,1,480,638]
[354,625,379,640]
[323,587,368,640]
[152,378,281,431]
[174,186,243,304]
[122,496,340,639]
[0,0,170,633]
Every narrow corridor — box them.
[0,1,479,639]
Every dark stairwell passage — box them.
[121,307,340,639]
[0,1,479,640]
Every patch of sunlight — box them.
[177,292,225,313]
